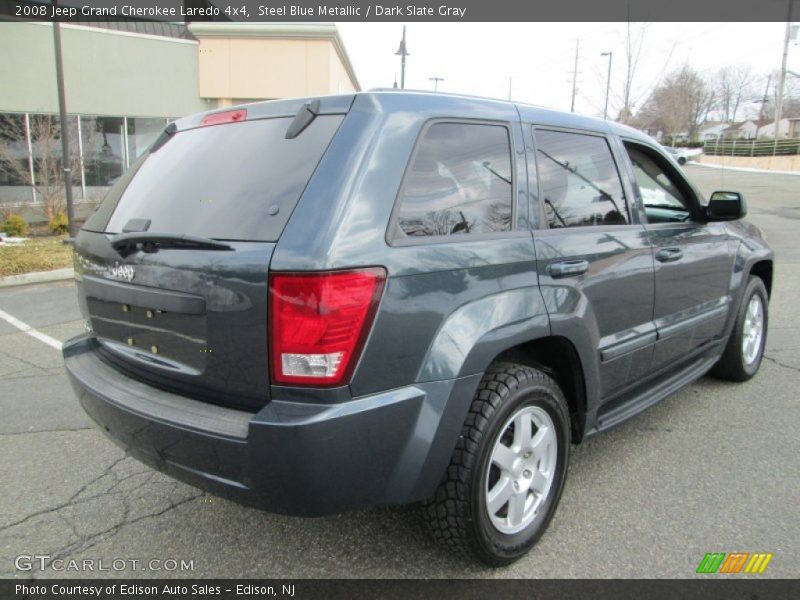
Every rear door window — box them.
[534,129,629,228]
[86,115,344,241]
[394,122,514,239]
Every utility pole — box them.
[570,40,580,112]
[395,26,409,89]
[774,0,794,140]
[52,2,76,237]
[429,76,444,92]
[759,74,772,121]
[601,51,613,120]
[508,77,512,100]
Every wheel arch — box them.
[491,336,588,443]
[749,259,773,298]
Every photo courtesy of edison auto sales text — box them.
[15,584,295,597]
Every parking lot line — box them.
[0,306,63,351]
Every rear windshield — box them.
[84,115,344,241]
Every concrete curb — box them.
[692,162,800,176]
[0,267,75,289]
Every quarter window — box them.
[535,129,628,228]
[395,122,513,238]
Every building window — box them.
[0,114,30,193]
[81,116,124,189]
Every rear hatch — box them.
[73,97,351,410]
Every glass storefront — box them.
[0,112,169,207]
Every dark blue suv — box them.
[64,91,773,565]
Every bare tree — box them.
[0,115,83,221]
[590,23,674,123]
[715,66,756,123]
[637,65,716,143]
[616,23,648,123]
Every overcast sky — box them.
[336,22,793,119]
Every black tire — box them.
[422,362,570,566]
[677,156,687,165]
[711,276,769,382]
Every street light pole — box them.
[52,7,76,237]
[570,39,580,112]
[601,51,613,120]
[429,77,444,92]
[395,26,410,89]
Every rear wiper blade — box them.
[110,232,234,257]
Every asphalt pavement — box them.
[0,164,798,579]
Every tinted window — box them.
[624,144,691,222]
[535,130,628,228]
[395,122,513,238]
[91,115,343,241]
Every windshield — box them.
[84,115,344,242]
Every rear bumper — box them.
[63,335,480,516]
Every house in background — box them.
[788,118,800,138]
[698,121,729,141]
[722,120,761,140]
[756,118,790,138]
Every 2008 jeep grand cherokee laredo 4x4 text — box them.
[64,91,773,566]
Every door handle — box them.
[549,259,589,278]
[655,247,683,263]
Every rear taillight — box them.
[269,268,386,387]
[201,109,247,127]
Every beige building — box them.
[191,23,359,106]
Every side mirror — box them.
[706,191,747,221]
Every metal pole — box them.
[122,117,130,169]
[52,15,76,237]
[774,1,793,144]
[24,113,37,204]
[429,77,444,92]
[759,74,772,121]
[570,40,579,112]
[602,52,613,120]
[76,114,86,200]
[395,26,409,90]
[400,27,406,89]
[508,77,512,101]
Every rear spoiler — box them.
[173,94,356,133]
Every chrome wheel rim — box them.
[742,295,764,365]
[485,405,557,535]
